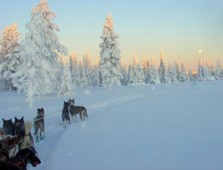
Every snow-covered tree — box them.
[80,53,92,88]
[69,53,78,86]
[166,64,173,84]
[144,58,160,84]
[188,70,194,81]
[99,13,123,89]
[0,23,21,90]
[142,59,150,84]
[13,0,67,95]
[91,64,100,87]
[120,63,129,86]
[179,62,188,82]
[58,61,75,96]
[128,64,135,85]
[197,57,214,81]
[128,56,145,86]
[159,50,167,83]
[169,62,179,83]
[75,60,82,87]
[197,57,204,81]
[214,59,222,80]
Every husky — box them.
[0,146,41,170]
[2,119,14,136]
[68,98,88,121]
[19,121,34,150]
[62,101,71,127]
[33,108,45,142]
[14,117,25,137]
[14,118,34,150]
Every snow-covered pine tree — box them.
[99,13,123,89]
[179,62,188,82]
[127,56,145,86]
[0,23,21,90]
[169,62,179,83]
[147,58,160,84]
[134,57,145,85]
[188,70,194,81]
[80,53,92,88]
[166,64,172,84]
[69,53,78,87]
[159,50,167,83]
[204,59,215,81]
[58,60,75,96]
[197,57,214,81]
[214,59,222,80]
[13,0,67,95]
[127,64,135,85]
[197,57,204,81]
[120,63,129,86]
[74,60,82,87]
[142,59,150,84]
[91,64,100,87]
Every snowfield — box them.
[1,81,223,170]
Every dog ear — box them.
[15,117,18,121]
[21,117,24,121]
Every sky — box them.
[0,0,223,70]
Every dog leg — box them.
[73,114,77,122]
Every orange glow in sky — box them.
[0,0,222,70]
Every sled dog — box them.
[0,146,41,170]
[14,117,25,137]
[19,121,34,150]
[62,101,71,127]
[68,98,88,121]
[34,108,45,141]
[2,119,14,136]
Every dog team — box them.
[0,98,88,169]
[0,115,42,170]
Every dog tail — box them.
[25,121,32,135]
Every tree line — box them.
[0,0,222,106]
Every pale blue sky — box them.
[1,0,223,69]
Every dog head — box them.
[17,146,41,167]
[2,118,14,135]
[68,98,75,105]
[64,101,69,107]
[14,117,25,137]
[37,108,44,117]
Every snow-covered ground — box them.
[1,81,223,170]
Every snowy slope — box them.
[1,81,223,170]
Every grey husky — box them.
[33,108,45,142]
[2,119,14,136]
[62,101,71,127]
[14,117,34,150]
[68,98,88,121]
